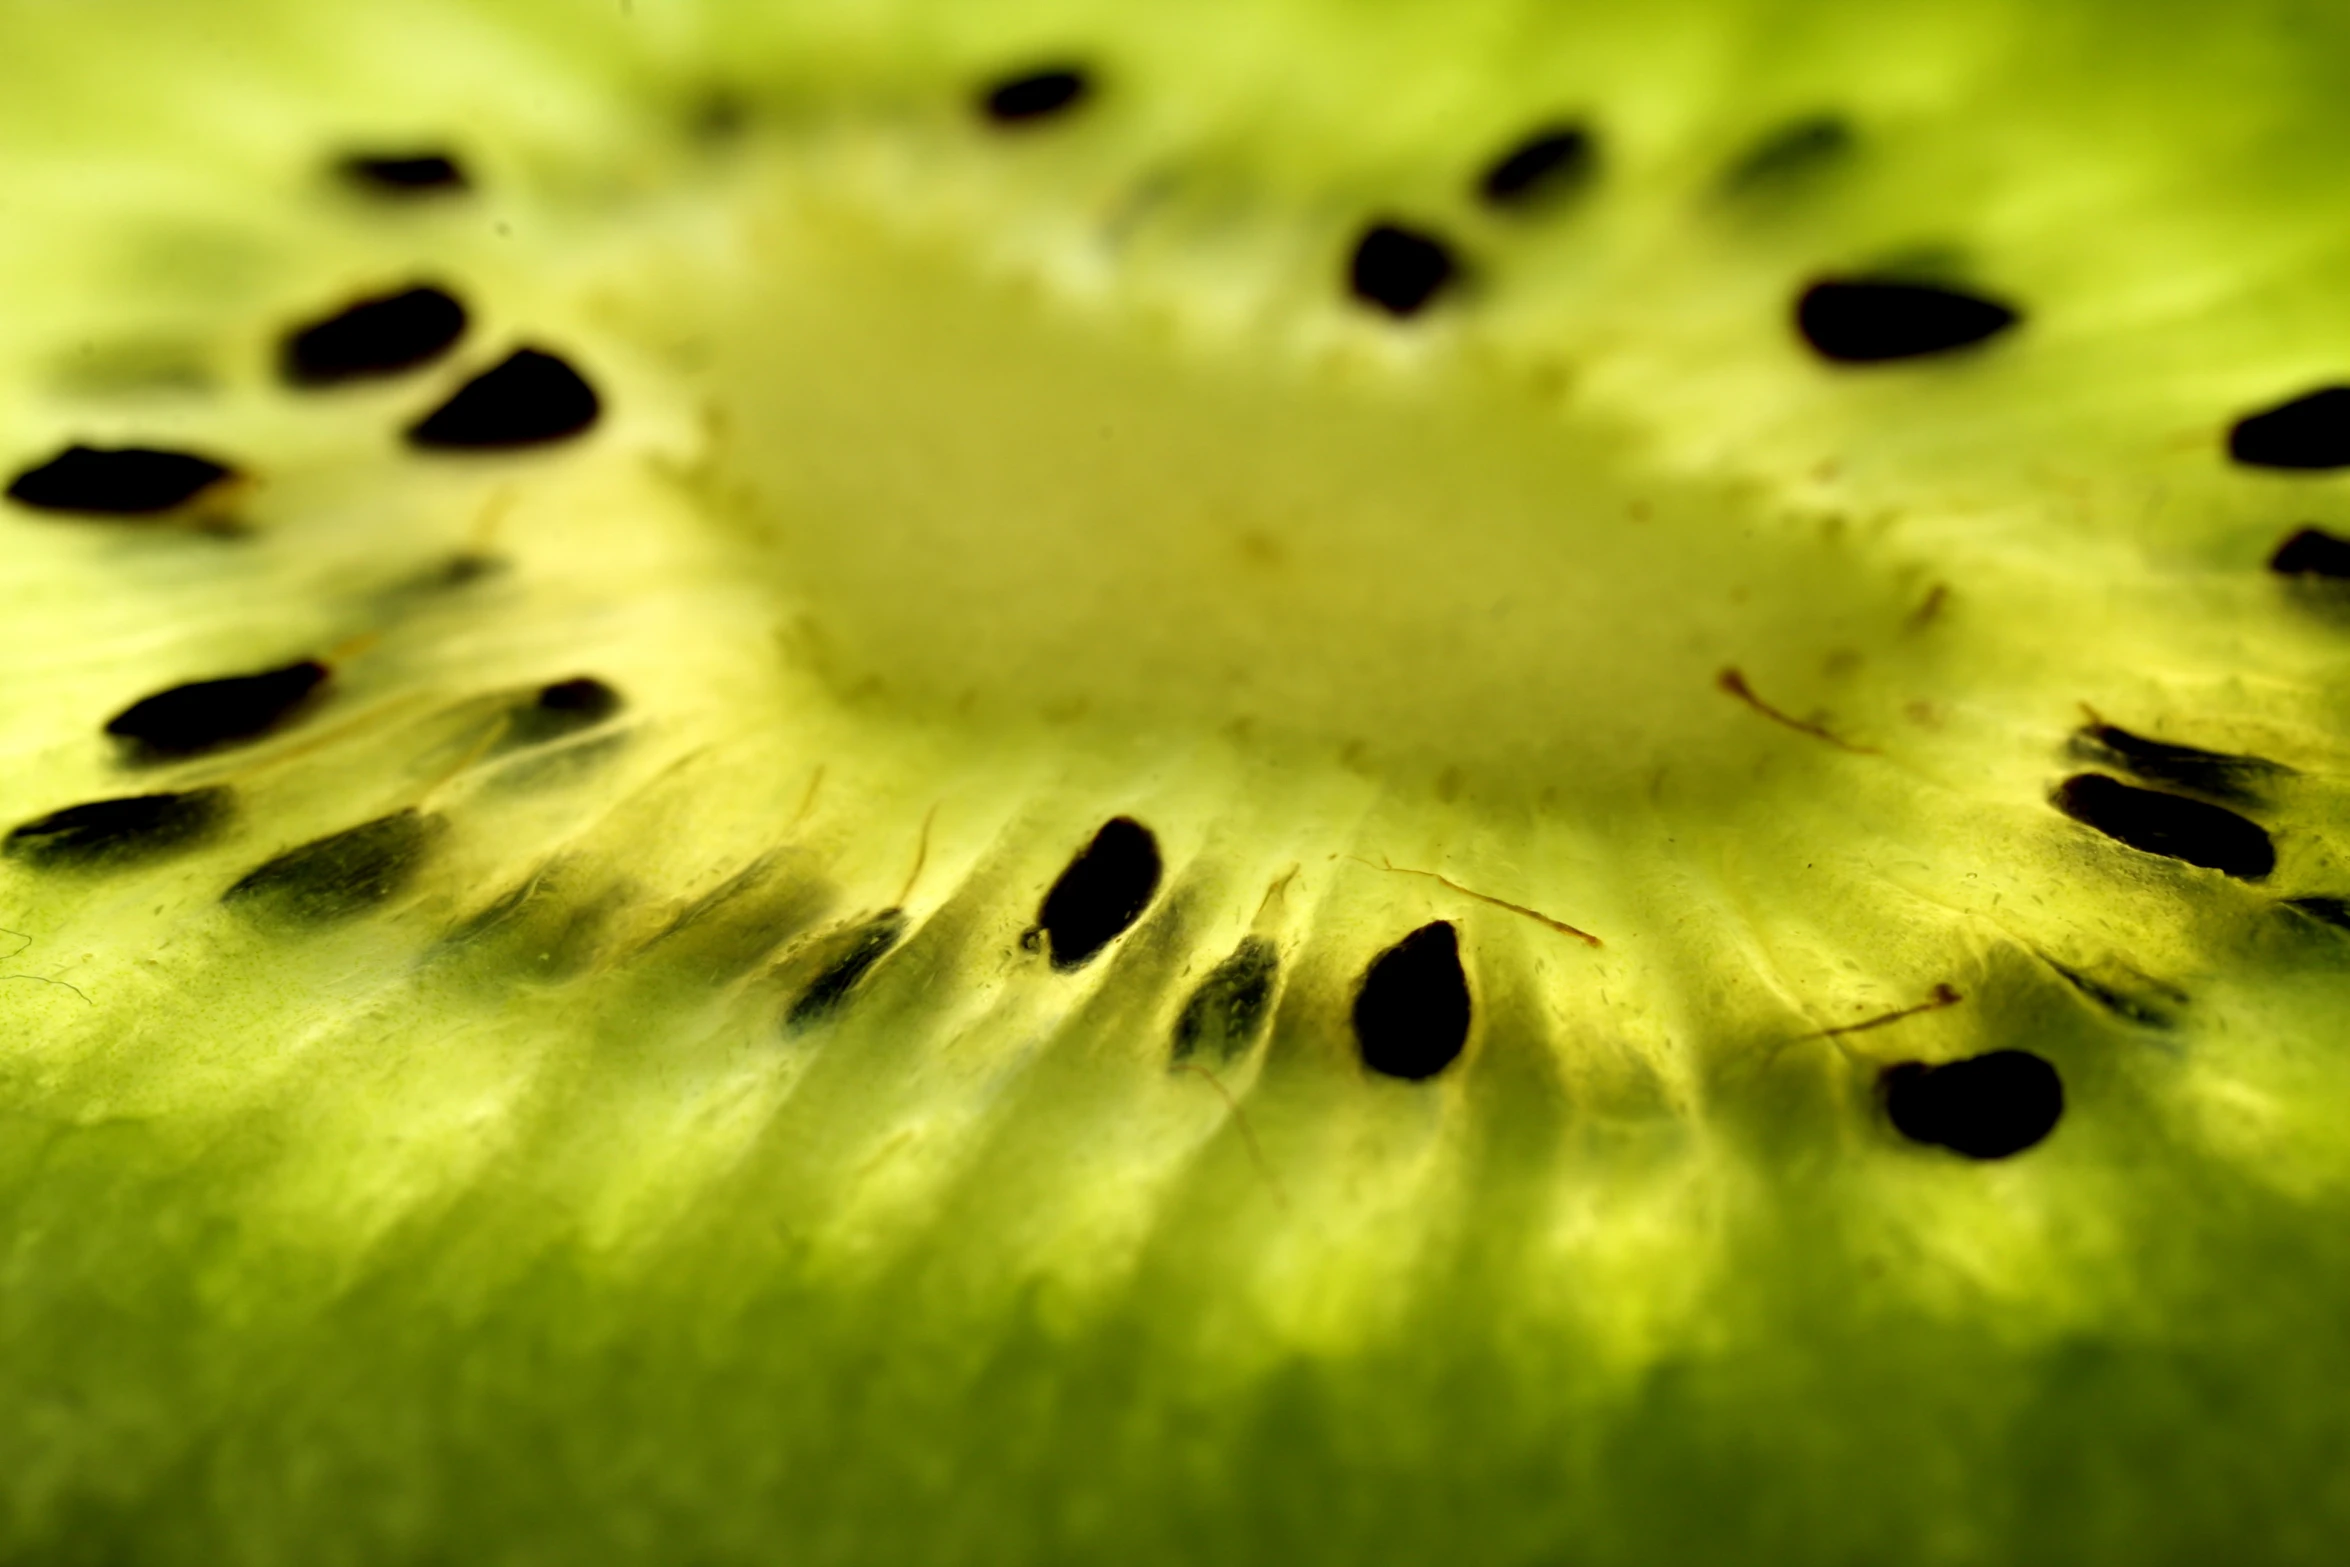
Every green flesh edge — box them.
[8,1,2350,1561]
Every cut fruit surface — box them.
[7,1,2350,1563]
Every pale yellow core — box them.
[708,194,1920,801]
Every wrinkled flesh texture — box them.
[5,1,2350,1564]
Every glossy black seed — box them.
[7,445,235,515]
[1884,1051,2064,1160]
[503,677,623,748]
[1348,223,1459,318]
[979,66,1091,124]
[4,789,231,871]
[1352,921,1471,1081]
[338,151,468,194]
[281,285,468,387]
[223,810,443,927]
[1477,123,1595,207]
[2069,724,2284,806]
[787,910,909,1029]
[1794,279,2018,363]
[1036,816,1162,971]
[2229,387,2350,471]
[104,660,327,763]
[2269,526,2350,578]
[405,348,600,450]
[1172,936,1280,1066]
[1720,115,1854,194]
[2052,772,2274,880]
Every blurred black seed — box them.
[1172,935,1280,1066]
[281,284,468,387]
[1795,279,2017,363]
[1477,123,1595,207]
[2286,895,2350,932]
[106,660,328,763]
[2052,773,2274,880]
[693,91,749,143]
[5,788,232,871]
[980,65,1091,124]
[7,445,236,515]
[2230,387,2350,470]
[1720,115,1854,194]
[1353,921,1471,1081]
[1348,222,1459,318]
[338,151,468,194]
[1036,816,1161,970]
[2269,526,2350,578]
[787,910,909,1029]
[2069,724,2285,806]
[406,348,600,450]
[503,676,623,749]
[535,676,620,718]
[1884,1051,2064,1159]
[431,553,504,590]
[223,810,443,927]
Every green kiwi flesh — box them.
[6,0,2350,1561]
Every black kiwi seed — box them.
[105,660,329,763]
[1719,114,1855,195]
[2229,386,2350,471]
[787,910,909,1029]
[222,809,444,927]
[2051,772,2275,880]
[1035,816,1162,971]
[502,677,623,749]
[1348,222,1460,318]
[281,284,468,387]
[405,348,601,450]
[1795,279,2019,363]
[1172,935,1280,1066]
[1883,1050,2064,1159]
[4,788,233,871]
[337,151,469,195]
[2068,724,2285,806]
[6,444,236,516]
[1353,921,1471,1081]
[1476,122,1596,208]
[979,66,1092,125]
[2269,526,2350,577]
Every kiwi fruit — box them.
[6,0,2350,1561]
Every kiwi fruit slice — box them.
[6,0,2350,1560]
